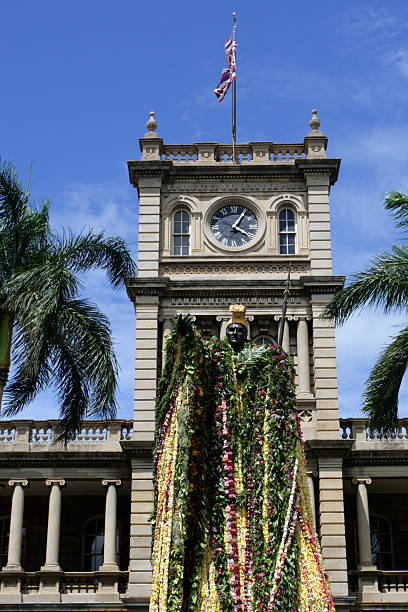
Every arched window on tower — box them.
[82,516,120,571]
[278,208,296,254]
[172,210,190,255]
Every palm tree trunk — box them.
[0,314,13,411]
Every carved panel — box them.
[163,180,306,194]
[161,262,309,276]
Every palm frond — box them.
[52,230,137,288]
[57,298,118,421]
[363,325,408,433]
[0,161,27,230]
[52,334,90,442]
[321,244,408,325]
[384,191,408,229]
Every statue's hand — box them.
[176,313,194,337]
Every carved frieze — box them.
[163,180,306,194]
[161,263,309,275]
[169,295,302,307]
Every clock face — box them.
[210,204,259,248]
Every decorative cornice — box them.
[304,440,353,458]
[127,157,340,187]
[0,452,127,468]
[120,440,154,458]
[125,275,345,302]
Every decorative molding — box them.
[163,180,306,194]
[268,193,306,212]
[102,479,122,487]
[45,479,65,487]
[298,409,313,423]
[8,479,28,487]
[162,263,309,276]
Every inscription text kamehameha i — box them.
[163,180,306,193]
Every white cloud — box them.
[52,180,139,249]
[385,49,408,78]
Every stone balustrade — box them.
[3,570,128,599]
[348,569,408,604]
[0,420,135,451]
[340,417,408,448]
[379,571,408,593]
[160,142,307,164]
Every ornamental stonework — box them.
[163,180,306,194]
[161,263,309,275]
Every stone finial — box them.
[308,109,322,135]
[145,111,158,138]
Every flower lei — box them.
[150,324,335,611]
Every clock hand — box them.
[231,212,245,229]
[235,226,250,237]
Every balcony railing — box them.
[0,420,135,452]
[340,417,408,449]
[1,570,129,599]
[380,571,408,593]
[160,142,308,165]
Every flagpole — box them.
[278,263,292,347]
[232,11,237,162]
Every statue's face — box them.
[226,323,247,351]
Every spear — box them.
[277,263,291,347]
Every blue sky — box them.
[2,0,408,421]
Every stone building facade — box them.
[0,112,407,610]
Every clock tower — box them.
[125,110,349,604]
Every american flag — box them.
[214,23,237,103]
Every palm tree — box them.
[0,160,136,440]
[322,191,408,433]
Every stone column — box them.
[311,296,341,440]
[100,480,121,571]
[352,478,373,567]
[127,459,154,599]
[134,296,160,441]
[161,318,173,372]
[305,172,333,275]
[296,317,312,397]
[41,479,65,571]
[282,319,290,355]
[216,316,230,339]
[5,479,28,570]
[318,458,348,597]
[307,472,317,529]
[136,176,162,278]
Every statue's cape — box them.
[150,321,335,612]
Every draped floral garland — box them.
[150,322,335,611]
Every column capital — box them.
[102,479,122,487]
[8,479,28,488]
[307,470,318,478]
[293,314,312,322]
[45,479,65,487]
[352,477,372,486]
